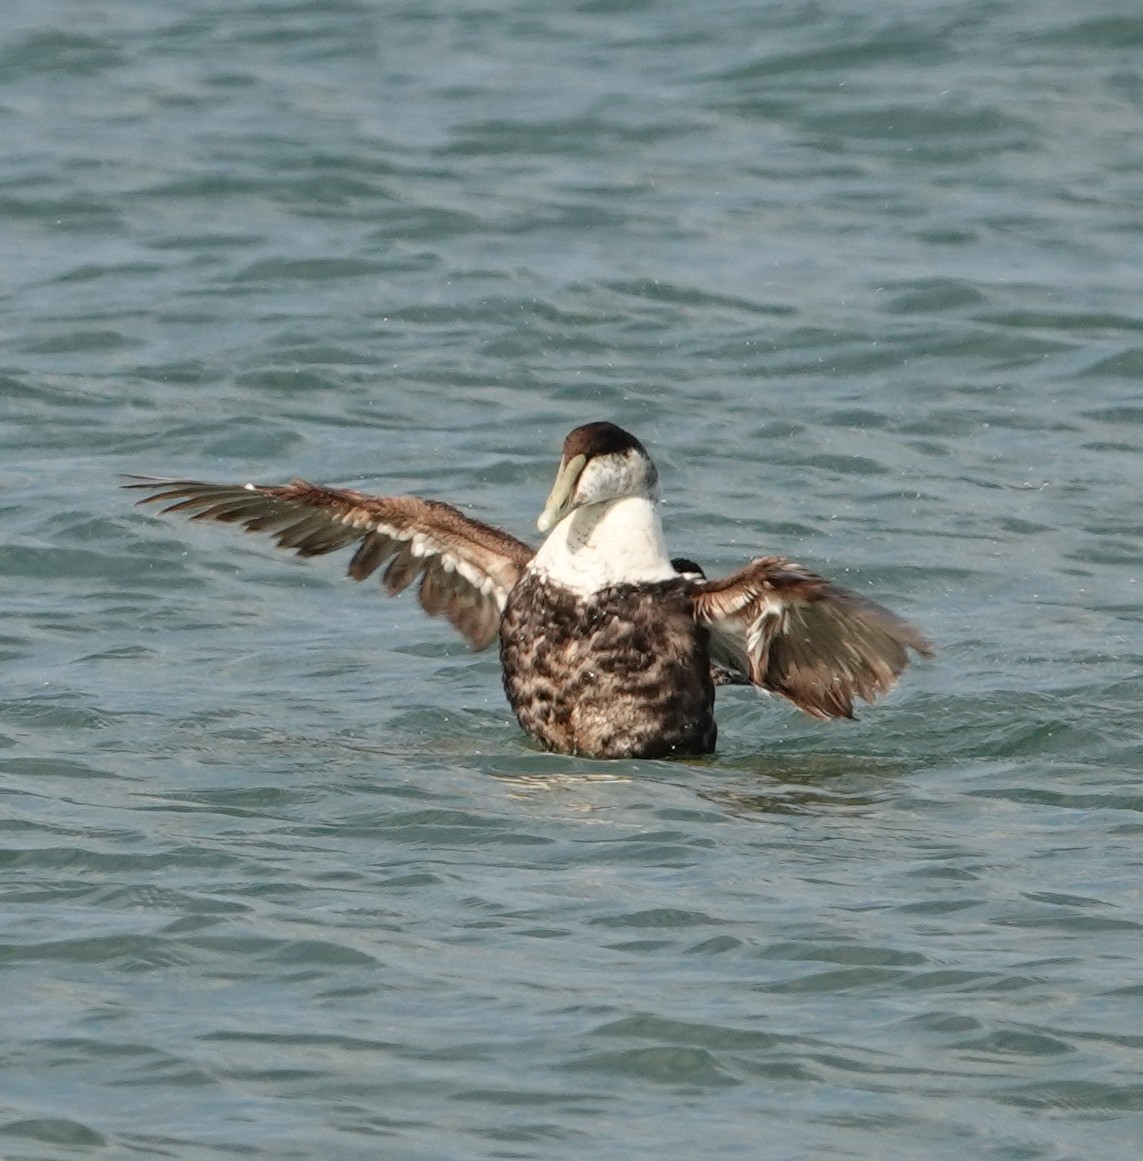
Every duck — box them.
[127,421,931,759]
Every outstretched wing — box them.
[126,477,534,650]
[691,556,932,719]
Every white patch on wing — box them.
[530,495,677,597]
[446,554,510,609]
[345,514,512,612]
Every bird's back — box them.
[499,573,716,759]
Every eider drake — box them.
[126,422,931,759]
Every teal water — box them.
[4,1,1143,1157]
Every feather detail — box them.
[125,476,534,650]
[691,556,932,719]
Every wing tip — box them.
[913,636,937,661]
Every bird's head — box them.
[537,422,659,533]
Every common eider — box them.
[127,422,931,759]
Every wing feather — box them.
[383,544,422,596]
[347,532,388,581]
[692,556,932,719]
[125,476,534,650]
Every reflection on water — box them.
[698,751,908,818]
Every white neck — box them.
[530,495,677,597]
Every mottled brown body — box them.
[500,572,716,759]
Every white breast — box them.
[529,496,678,597]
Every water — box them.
[4,0,1143,1157]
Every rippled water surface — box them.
[4,1,1143,1157]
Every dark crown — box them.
[561,422,647,462]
